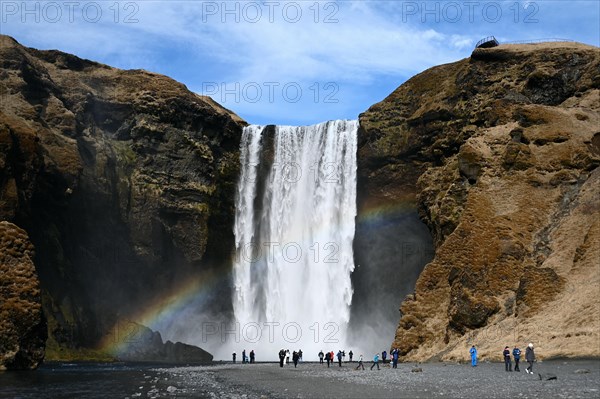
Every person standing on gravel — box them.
[337,350,343,367]
[325,351,331,367]
[503,346,512,372]
[250,350,255,363]
[469,345,477,367]
[319,350,324,364]
[382,350,387,364]
[298,349,303,362]
[392,349,399,369]
[232,352,236,363]
[525,343,536,374]
[279,349,285,367]
[293,351,299,368]
[512,346,521,372]
[355,354,365,370]
[370,353,380,370]
[349,350,353,362]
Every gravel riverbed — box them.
[146,360,600,399]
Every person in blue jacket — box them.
[512,346,521,372]
[469,345,478,367]
[392,348,399,369]
[370,353,380,370]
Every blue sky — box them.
[1,1,598,125]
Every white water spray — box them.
[232,120,358,360]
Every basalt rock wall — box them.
[0,35,244,362]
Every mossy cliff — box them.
[359,42,599,361]
[0,35,244,366]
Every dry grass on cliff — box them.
[386,42,600,362]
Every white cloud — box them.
[2,0,596,124]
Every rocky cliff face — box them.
[0,35,244,361]
[0,221,46,370]
[359,42,600,361]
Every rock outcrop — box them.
[359,42,600,361]
[103,321,212,364]
[0,221,46,370]
[0,34,243,359]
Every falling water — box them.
[232,120,358,359]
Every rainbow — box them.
[98,267,231,356]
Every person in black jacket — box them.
[279,349,285,367]
[525,343,536,374]
[503,346,512,371]
[512,346,521,372]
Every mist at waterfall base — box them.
[349,209,434,356]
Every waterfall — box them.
[232,120,358,358]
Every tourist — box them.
[330,351,334,364]
[503,346,512,371]
[250,350,255,363]
[337,350,343,367]
[298,349,303,362]
[318,350,324,364]
[469,345,477,367]
[349,350,353,362]
[242,349,247,364]
[232,352,236,363]
[279,349,285,367]
[513,346,521,372]
[370,353,380,370]
[382,350,387,364]
[293,351,299,368]
[325,351,331,367]
[525,343,535,374]
[355,354,365,370]
[392,348,399,369]
[285,349,290,365]
[342,350,346,362]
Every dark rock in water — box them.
[111,322,212,364]
[574,369,590,374]
[539,373,557,381]
[411,367,423,373]
[0,222,47,370]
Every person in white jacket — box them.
[355,354,365,370]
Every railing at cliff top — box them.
[475,37,575,49]
[475,36,499,48]
[502,38,575,44]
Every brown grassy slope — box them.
[360,42,600,361]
